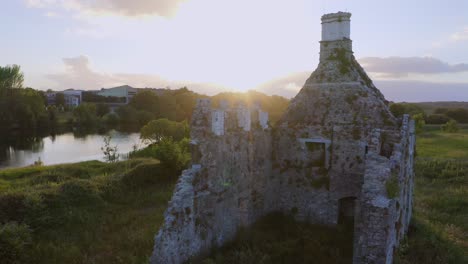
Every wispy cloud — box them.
[359,57,468,78]
[25,0,187,18]
[47,55,230,95]
[451,27,468,42]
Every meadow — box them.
[394,126,468,263]
[0,158,177,264]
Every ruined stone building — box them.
[151,12,415,264]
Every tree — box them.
[73,103,98,127]
[140,118,188,144]
[0,65,24,90]
[101,135,119,162]
[389,102,425,118]
[55,93,65,108]
[426,114,450,125]
[445,108,468,123]
[96,104,110,117]
[129,90,159,114]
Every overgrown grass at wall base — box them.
[194,212,353,264]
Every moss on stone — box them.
[310,176,330,190]
[386,172,399,198]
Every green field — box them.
[0,158,177,264]
[395,126,468,263]
[417,125,468,158]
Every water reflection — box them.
[0,130,144,169]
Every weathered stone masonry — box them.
[151,12,415,264]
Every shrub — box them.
[413,113,425,134]
[103,113,119,127]
[0,193,28,224]
[0,222,32,264]
[121,160,174,188]
[140,118,189,144]
[130,138,190,172]
[154,138,191,172]
[442,119,459,133]
[58,179,102,206]
[425,114,450,125]
[445,108,468,123]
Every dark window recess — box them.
[338,197,356,228]
[306,142,326,167]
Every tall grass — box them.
[395,126,468,264]
[0,158,177,264]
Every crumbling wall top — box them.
[321,12,351,42]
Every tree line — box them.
[0,65,290,138]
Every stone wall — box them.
[151,100,272,263]
[353,115,415,264]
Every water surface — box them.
[0,131,144,169]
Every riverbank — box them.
[0,158,177,263]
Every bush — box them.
[121,161,174,188]
[0,192,48,229]
[140,118,189,144]
[0,193,28,223]
[0,222,32,264]
[390,103,425,118]
[445,108,468,123]
[413,113,425,134]
[130,138,190,172]
[103,113,119,127]
[153,138,191,172]
[442,120,459,133]
[58,179,102,206]
[425,114,450,125]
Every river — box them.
[0,130,145,169]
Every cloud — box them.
[253,71,468,102]
[359,57,468,78]
[25,0,187,17]
[374,80,468,102]
[46,56,468,102]
[256,72,310,98]
[47,55,230,95]
[451,27,468,42]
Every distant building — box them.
[97,85,137,104]
[63,89,83,107]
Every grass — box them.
[394,125,468,263]
[194,212,354,264]
[0,158,177,264]
[417,125,468,158]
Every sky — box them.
[1,0,468,102]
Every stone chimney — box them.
[319,12,353,62]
